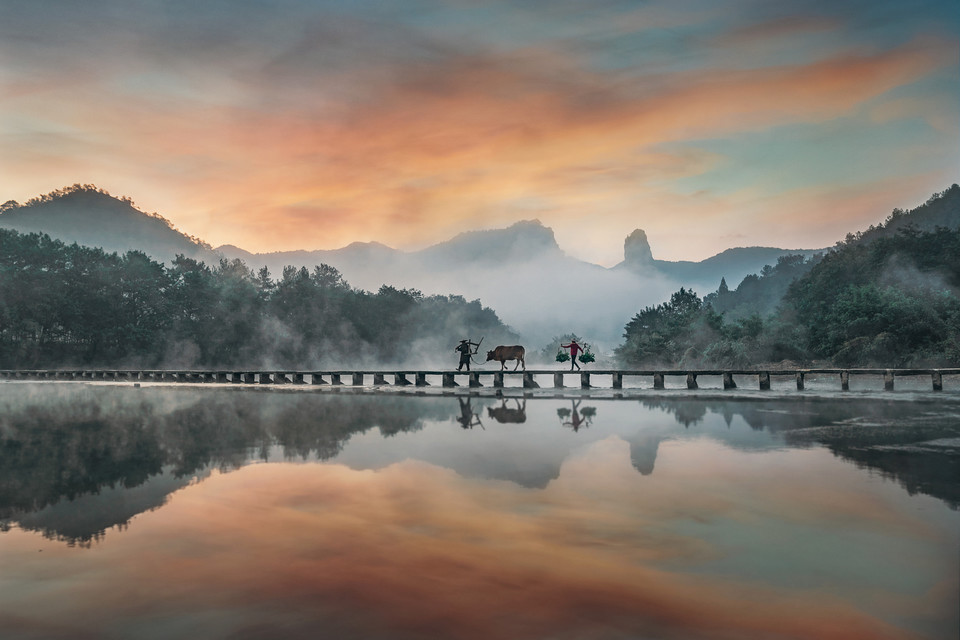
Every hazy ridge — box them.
[1,185,821,346]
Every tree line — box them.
[618,219,960,368]
[0,229,515,368]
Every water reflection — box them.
[1,385,957,546]
[557,399,596,431]
[456,397,484,430]
[0,384,957,639]
[640,396,960,507]
[487,398,526,423]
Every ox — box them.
[486,345,525,371]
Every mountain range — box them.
[1,185,823,346]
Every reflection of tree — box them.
[3,386,957,548]
[640,398,707,427]
[0,386,458,544]
[640,397,960,508]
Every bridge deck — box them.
[1,368,957,391]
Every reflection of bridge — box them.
[2,368,957,391]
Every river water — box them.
[1,383,957,640]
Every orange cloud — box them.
[1,37,955,263]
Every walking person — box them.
[561,339,584,371]
[455,338,480,371]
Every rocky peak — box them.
[623,229,654,265]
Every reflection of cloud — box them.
[3,437,949,639]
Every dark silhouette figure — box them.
[455,339,479,371]
[487,398,526,424]
[456,397,483,430]
[561,340,584,371]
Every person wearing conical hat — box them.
[455,338,479,371]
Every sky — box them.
[1,0,957,265]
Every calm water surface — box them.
[1,383,958,640]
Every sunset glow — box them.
[1,0,957,263]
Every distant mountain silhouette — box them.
[218,220,817,345]
[13,184,917,346]
[0,184,215,263]
[420,220,564,265]
[615,228,822,292]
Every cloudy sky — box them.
[1,0,957,264]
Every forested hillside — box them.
[0,230,515,368]
[704,253,821,321]
[618,186,960,368]
[0,185,214,263]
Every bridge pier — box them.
[723,372,737,389]
[759,371,771,390]
[9,368,952,393]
